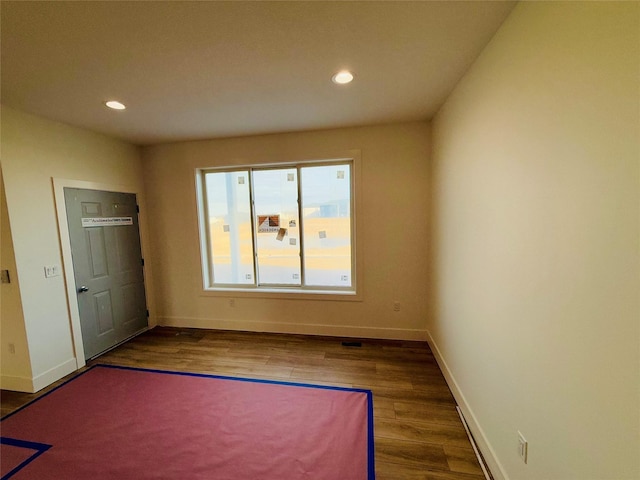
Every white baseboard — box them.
[31,357,77,393]
[158,316,428,341]
[426,330,508,480]
[1,374,35,393]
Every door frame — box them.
[53,178,153,369]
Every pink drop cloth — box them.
[0,365,374,479]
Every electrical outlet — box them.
[8,343,16,354]
[229,298,235,307]
[393,301,401,312]
[518,431,528,464]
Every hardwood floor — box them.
[0,327,487,480]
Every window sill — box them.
[200,287,362,302]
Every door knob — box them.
[78,286,89,293]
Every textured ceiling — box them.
[1,1,516,145]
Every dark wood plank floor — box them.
[1,327,486,480]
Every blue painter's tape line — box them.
[0,366,99,422]
[95,363,374,393]
[0,437,52,480]
[366,390,376,479]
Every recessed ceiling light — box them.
[332,71,354,85]
[105,100,126,110]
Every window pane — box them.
[300,164,352,287]
[252,169,301,285]
[205,171,254,285]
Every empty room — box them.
[1,1,638,479]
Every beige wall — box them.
[0,106,151,391]
[1,168,32,388]
[430,2,639,480]
[142,122,430,339]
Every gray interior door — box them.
[64,188,148,360]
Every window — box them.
[197,160,355,294]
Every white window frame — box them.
[195,153,362,301]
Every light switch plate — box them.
[518,431,528,464]
[44,265,61,278]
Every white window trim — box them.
[195,151,363,301]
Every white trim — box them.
[52,178,152,369]
[31,357,77,393]
[159,316,428,341]
[195,151,364,301]
[457,406,492,480]
[427,330,507,480]
[198,288,360,302]
[0,358,79,394]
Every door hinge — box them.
[146,309,150,317]
[141,258,145,266]
[136,205,140,213]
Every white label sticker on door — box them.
[82,217,133,227]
